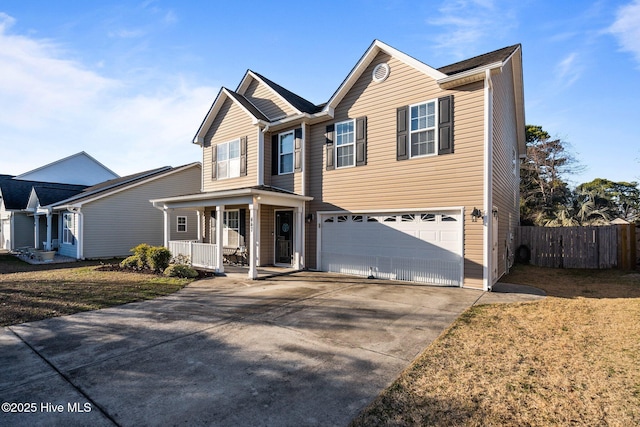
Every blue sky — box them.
[1,0,638,185]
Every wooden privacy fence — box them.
[515,225,637,269]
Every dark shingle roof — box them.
[437,44,520,76]
[32,185,90,206]
[226,90,270,122]
[52,163,199,207]
[250,71,322,114]
[52,166,174,206]
[0,179,87,210]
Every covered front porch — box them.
[151,186,312,279]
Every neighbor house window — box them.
[410,100,437,157]
[62,213,74,244]
[335,119,355,168]
[223,210,240,247]
[278,131,294,174]
[217,139,241,179]
[177,216,187,232]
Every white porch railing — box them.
[169,241,218,270]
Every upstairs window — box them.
[410,100,436,157]
[279,131,294,174]
[217,139,241,179]
[335,119,355,168]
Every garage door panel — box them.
[320,211,463,286]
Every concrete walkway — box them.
[0,272,543,426]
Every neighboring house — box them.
[48,163,201,259]
[0,152,119,251]
[14,151,119,186]
[0,177,87,250]
[151,40,525,291]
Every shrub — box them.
[120,255,143,269]
[147,246,172,272]
[164,264,198,279]
[131,243,152,266]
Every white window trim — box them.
[409,98,438,159]
[335,119,356,169]
[177,216,187,233]
[62,212,74,245]
[278,130,294,175]
[223,209,240,247]
[217,139,241,180]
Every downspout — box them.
[483,68,494,291]
[68,206,84,260]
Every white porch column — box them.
[196,209,203,242]
[294,207,303,270]
[216,205,224,273]
[34,214,40,249]
[162,207,170,247]
[248,201,260,279]
[45,212,52,251]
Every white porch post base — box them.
[45,212,52,251]
[293,207,303,270]
[248,203,259,279]
[216,205,224,273]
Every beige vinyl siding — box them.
[266,128,304,193]
[81,166,201,258]
[202,98,257,192]
[306,51,486,289]
[204,204,275,266]
[491,60,521,281]
[243,78,295,120]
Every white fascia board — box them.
[193,88,263,145]
[326,40,447,111]
[437,61,504,88]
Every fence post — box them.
[189,241,194,267]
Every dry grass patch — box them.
[352,264,640,426]
[0,255,192,326]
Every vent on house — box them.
[372,63,390,83]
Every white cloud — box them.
[609,0,640,66]
[0,13,217,176]
[428,0,517,59]
[556,52,582,87]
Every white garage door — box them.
[319,210,463,286]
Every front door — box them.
[275,211,293,265]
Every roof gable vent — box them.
[372,63,390,83]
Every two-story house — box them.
[152,40,525,291]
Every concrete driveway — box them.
[0,272,543,426]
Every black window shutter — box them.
[271,134,279,175]
[239,209,246,247]
[211,145,217,180]
[355,116,367,166]
[294,128,302,172]
[240,136,248,176]
[438,95,454,155]
[325,124,335,171]
[396,106,409,160]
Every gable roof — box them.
[246,72,321,114]
[14,151,119,185]
[236,70,321,117]
[193,87,270,145]
[51,163,201,208]
[0,178,87,210]
[437,44,521,76]
[326,39,448,112]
